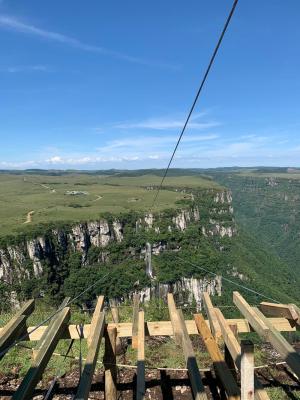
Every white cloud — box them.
[0,64,51,73]
[0,15,178,69]
[113,116,219,131]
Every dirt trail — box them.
[24,211,34,224]
[93,195,103,202]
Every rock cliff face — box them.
[0,188,234,307]
[138,275,222,311]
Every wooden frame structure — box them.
[0,291,299,399]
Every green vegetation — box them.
[0,172,220,236]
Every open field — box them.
[0,173,219,236]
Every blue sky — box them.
[0,0,299,169]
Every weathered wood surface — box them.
[13,307,70,400]
[215,308,270,400]
[132,293,140,349]
[253,307,300,381]
[33,297,70,359]
[234,292,300,381]
[87,296,104,347]
[168,294,208,400]
[3,317,295,342]
[136,310,145,400]
[202,292,222,341]
[0,299,34,357]
[194,313,240,400]
[167,293,182,345]
[260,302,300,325]
[104,326,117,400]
[74,311,105,400]
[241,340,254,400]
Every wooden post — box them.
[110,299,123,355]
[233,292,300,381]
[0,299,34,358]
[33,297,70,359]
[88,295,104,347]
[132,293,140,349]
[241,340,254,400]
[136,310,145,400]
[214,308,270,400]
[167,293,182,345]
[104,327,117,400]
[167,294,207,400]
[225,324,238,381]
[202,292,222,342]
[74,311,105,400]
[13,307,70,400]
[194,314,240,400]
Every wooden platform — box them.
[0,292,299,400]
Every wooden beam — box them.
[104,327,117,400]
[253,307,300,381]
[33,297,70,359]
[87,295,104,347]
[0,299,34,357]
[202,292,222,342]
[167,293,182,345]
[234,292,300,381]
[260,302,300,325]
[136,310,145,400]
[132,293,140,349]
[194,313,240,400]
[74,311,105,400]
[215,308,270,400]
[13,307,70,400]
[110,299,122,355]
[233,292,269,340]
[176,309,208,400]
[241,340,254,400]
[3,317,296,342]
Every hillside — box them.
[0,169,299,311]
[212,168,300,304]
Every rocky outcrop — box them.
[134,275,222,311]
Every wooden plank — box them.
[87,295,104,347]
[13,307,70,400]
[104,327,117,400]
[136,310,145,400]
[225,324,238,381]
[253,307,300,381]
[234,292,300,381]
[33,297,70,359]
[215,308,270,400]
[194,313,240,400]
[233,292,269,339]
[167,293,182,345]
[0,299,34,357]
[132,293,140,349]
[176,309,208,400]
[74,311,105,400]
[4,316,296,342]
[241,340,254,400]
[202,292,222,342]
[260,302,298,321]
[110,299,122,354]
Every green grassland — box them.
[0,173,220,236]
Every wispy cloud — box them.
[0,64,51,73]
[0,15,178,69]
[113,115,219,131]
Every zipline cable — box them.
[150,0,239,210]
[0,271,111,359]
